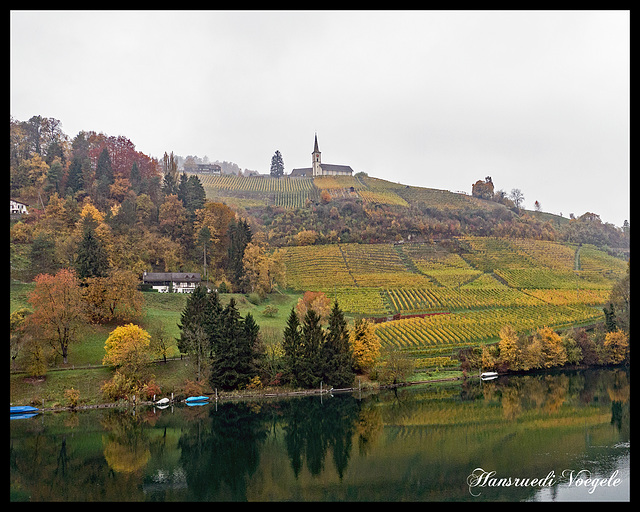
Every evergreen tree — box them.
[66,156,84,194]
[210,298,259,390]
[298,309,325,388]
[322,301,354,389]
[129,161,142,194]
[186,174,206,211]
[270,150,285,178]
[75,224,110,280]
[95,148,113,204]
[282,307,303,386]
[228,218,252,289]
[29,232,59,277]
[177,285,210,354]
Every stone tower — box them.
[312,133,322,176]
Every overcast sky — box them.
[10,10,630,226]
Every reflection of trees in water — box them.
[281,395,362,479]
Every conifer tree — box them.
[282,307,303,386]
[322,301,354,389]
[75,224,110,280]
[298,309,324,388]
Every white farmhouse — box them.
[142,272,201,293]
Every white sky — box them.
[10,10,630,226]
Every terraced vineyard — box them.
[192,173,494,211]
[279,237,626,369]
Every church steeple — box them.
[312,133,322,176]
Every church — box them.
[290,134,354,177]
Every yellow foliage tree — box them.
[532,326,567,369]
[498,324,520,370]
[350,318,380,374]
[603,329,629,365]
[103,324,152,381]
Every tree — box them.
[295,291,331,323]
[531,326,567,369]
[177,285,211,354]
[350,318,380,374]
[95,148,114,206]
[602,329,629,365]
[298,309,325,388]
[83,270,144,324]
[509,188,525,210]
[27,268,86,364]
[75,223,110,280]
[498,324,520,371]
[103,323,153,378]
[209,298,262,390]
[270,150,285,178]
[322,301,354,389]
[282,307,303,386]
[228,218,252,289]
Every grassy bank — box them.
[10,284,302,407]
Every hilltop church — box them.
[290,134,354,177]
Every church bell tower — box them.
[312,133,322,176]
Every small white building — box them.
[142,272,201,293]
[10,200,28,215]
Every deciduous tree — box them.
[350,318,380,374]
[27,268,86,364]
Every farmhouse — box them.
[10,199,28,215]
[290,134,354,177]
[142,271,201,293]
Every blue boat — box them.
[185,396,209,403]
[185,396,210,406]
[10,405,39,414]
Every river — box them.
[10,367,629,502]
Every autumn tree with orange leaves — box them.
[27,268,86,364]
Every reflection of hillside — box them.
[9,369,629,502]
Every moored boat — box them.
[11,406,40,418]
[185,396,209,404]
[481,371,499,380]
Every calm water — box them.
[10,368,629,502]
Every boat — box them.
[481,372,499,380]
[185,396,210,404]
[154,397,170,405]
[10,405,39,414]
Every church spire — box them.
[312,133,321,176]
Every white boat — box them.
[481,371,498,380]
[155,397,170,405]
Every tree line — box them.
[177,286,381,392]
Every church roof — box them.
[289,163,353,177]
[290,167,312,177]
[319,164,353,174]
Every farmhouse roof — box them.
[143,272,201,283]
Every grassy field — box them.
[10,283,301,407]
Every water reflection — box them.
[10,368,629,501]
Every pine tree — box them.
[95,148,113,205]
[270,150,285,178]
[282,307,303,386]
[298,309,324,388]
[177,285,211,354]
[322,301,354,389]
[209,298,262,390]
[75,224,110,280]
[228,218,252,289]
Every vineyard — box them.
[278,237,626,370]
[191,172,494,211]
[190,172,627,371]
